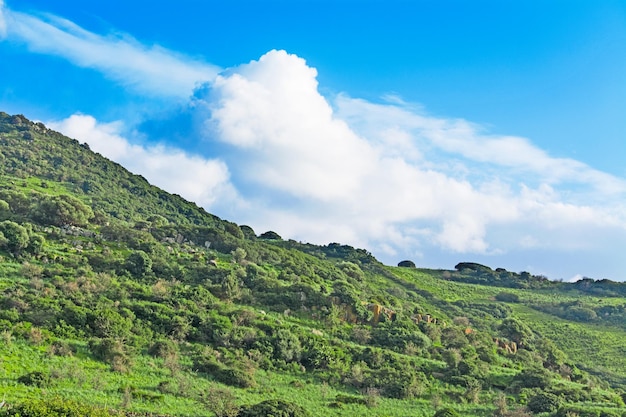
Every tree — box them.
[231,247,247,264]
[0,190,31,217]
[455,262,491,272]
[499,317,533,345]
[0,220,29,254]
[398,260,416,268]
[33,194,93,226]
[259,230,282,240]
[0,199,9,220]
[239,225,256,240]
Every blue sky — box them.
[1,1,625,281]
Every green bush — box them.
[49,340,75,356]
[194,356,256,388]
[148,339,178,359]
[0,220,29,253]
[527,392,562,413]
[513,367,552,389]
[555,405,624,417]
[495,292,520,303]
[397,260,416,268]
[125,250,153,278]
[17,371,52,387]
[88,338,132,372]
[216,367,256,388]
[433,408,460,417]
[238,399,310,417]
[0,397,119,417]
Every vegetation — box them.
[1,111,626,417]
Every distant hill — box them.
[1,112,626,417]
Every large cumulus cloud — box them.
[194,50,626,261]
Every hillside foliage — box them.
[1,112,626,416]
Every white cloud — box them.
[1,4,219,97]
[0,0,7,38]
[567,274,585,283]
[6,0,624,278]
[48,114,237,209]
[205,50,377,201]
[197,50,626,260]
[334,95,626,196]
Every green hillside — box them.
[1,111,626,417]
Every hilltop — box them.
[1,112,626,417]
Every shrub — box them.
[194,356,256,388]
[49,340,75,356]
[0,220,29,253]
[371,321,432,352]
[397,260,416,268]
[513,367,552,390]
[527,392,562,413]
[565,306,598,322]
[202,386,240,417]
[555,405,623,417]
[216,367,256,388]
[88,338,132,372]
[495,292,520,303]
[454,262,491,272]
[32,194,93,227]
[148,339,178,359]
[0,397,118,417]
[17,371,52,387]
[237,399,310,417]
[433,408,460,417]
[125,250,152,278]
[258,231,282,240]
[499,317,533,345]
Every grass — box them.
[0,335,504,417]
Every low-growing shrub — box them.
[17,371,52,387]
[216,367,256,388]
[495,292,520,303]
[48,339,75,356]
[88,338,133,372]
[194,356,256,388]
[433,408,460,417]
[0,397,119,417]
[555,405,625,417]
[527,392,562,413]
[238,399,310,417]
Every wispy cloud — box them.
[335,96,626,196]
[0,2,219,97]
[0,1,7,38]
